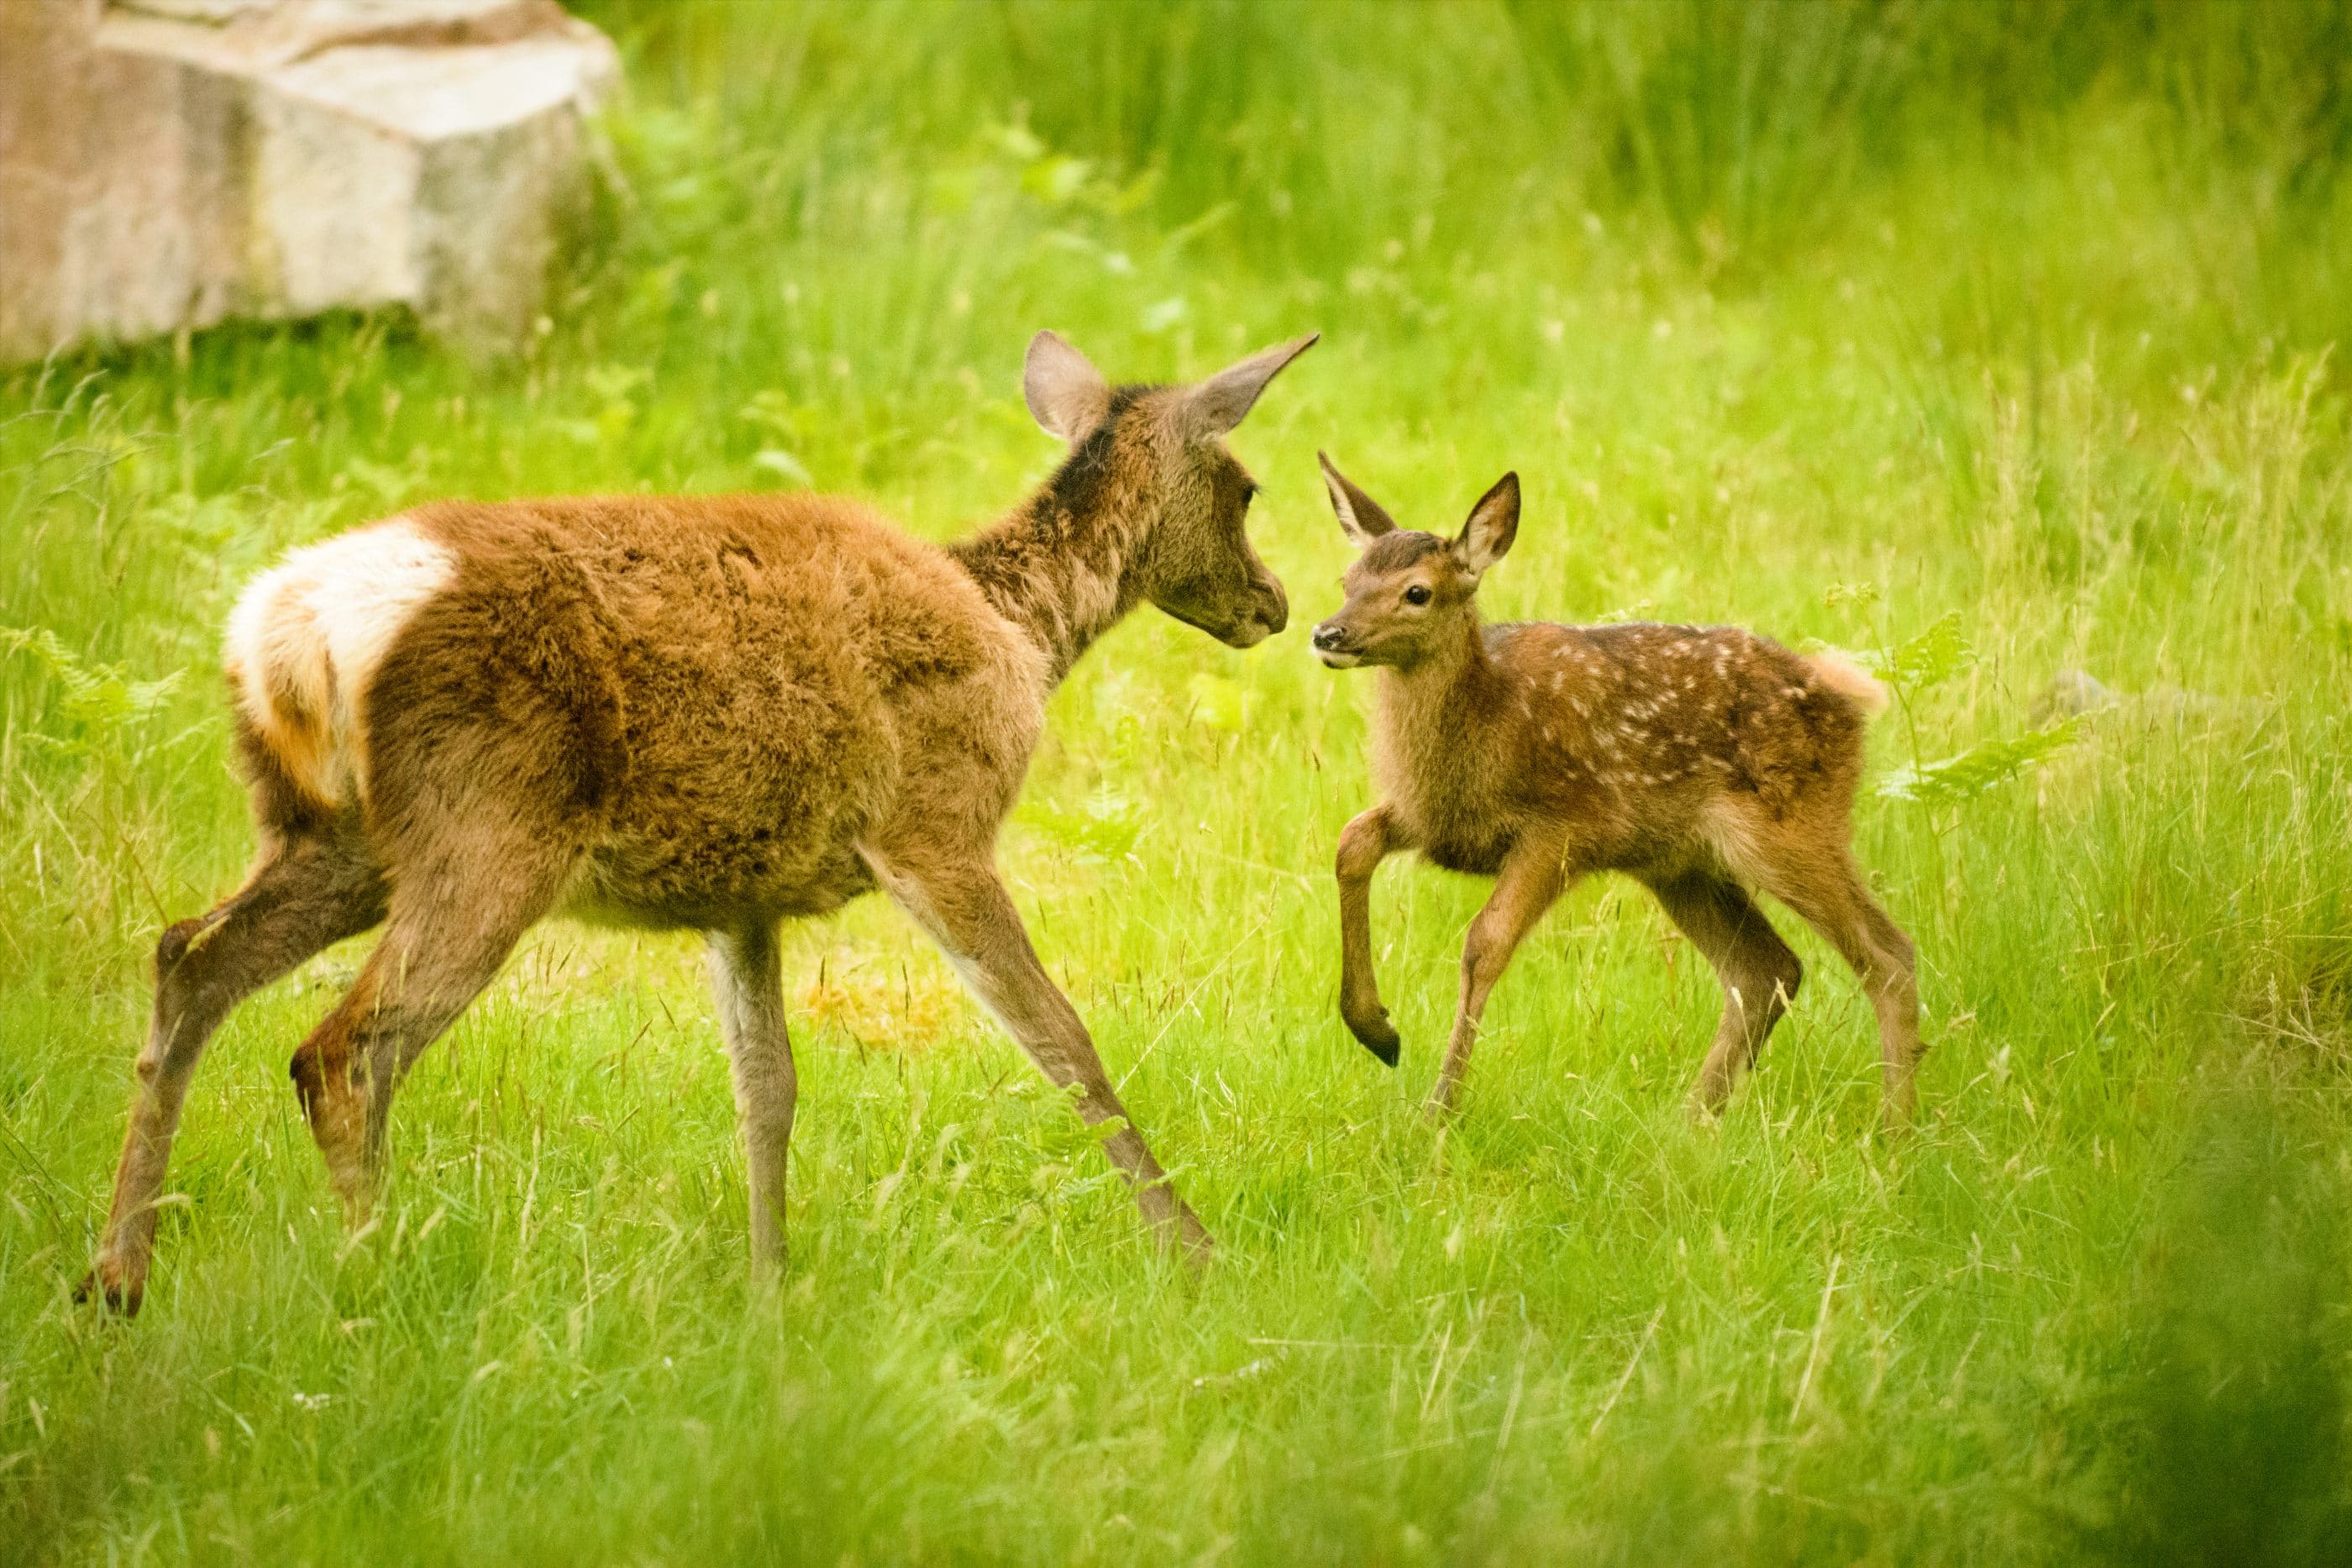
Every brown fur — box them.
[1313,454,1923,1125]
[81,331,1315,1314]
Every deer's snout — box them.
[1254,574,1289,637]
[1312,620,1363,667]
[1212,574,1288,648]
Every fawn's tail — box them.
[1806,651,1891,719]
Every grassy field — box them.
[5,1,2352,1560]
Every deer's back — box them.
[1378,621,1872,876]
[232,493,1046,929]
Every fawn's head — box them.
[1022,330,1316,648]
[1310,455,1520,670]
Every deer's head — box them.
[1021,331,1316,648]
[1310,455,1520,672]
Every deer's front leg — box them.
[862,845,1212,1267]
[708,921,795,1277]
[1336,805,1404,1065]
[1431,832,1570,1119]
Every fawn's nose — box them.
[1312,622,1347,652]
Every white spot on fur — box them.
[225,517,453,807]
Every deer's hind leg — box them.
[1739,841,1922,1128]
[289,830,573,1219]
[1643,868,1803,1119]
[83,822,386,1314]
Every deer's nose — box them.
[1257,576,1289,634]
[1312,622,1347,651]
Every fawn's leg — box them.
[290,839,566,1219]
[863,844,1212,1266]
[1852,885,1924,1125]
[1644,869,1803,1118]
[1429,832,1570,1119]
[82,828,386,1314]
[708,920,795,1277]
[1751,854,1923,1128]
[1336,804,1406,1064]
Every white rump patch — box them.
[223,517,454,806]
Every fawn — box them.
[81,329,1316,1314]
[1310,455,1923,1125]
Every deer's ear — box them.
[1023,331,1110,443]
[1319,451,1398,546]
[1185,333,1318,437]
[1454,472,1520,578]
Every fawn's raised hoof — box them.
[1348,1012,1402,1067]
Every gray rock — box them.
[2036,669,2255,728]
[1,0,617,360]
[2038,669,2118,721]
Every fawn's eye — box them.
[1404,585,1432,606]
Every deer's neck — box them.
[949,439,1156,687]
[1376,620,1511,794]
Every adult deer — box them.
[1310,456,1923,1125]
[81,330,1315,1314]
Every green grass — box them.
[6,1,2352,1560]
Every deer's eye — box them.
[1404,585,1432,606]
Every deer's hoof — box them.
[1347,1014,1402,1067]
[74,1263,143,1318]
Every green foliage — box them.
[1018,787,1144,865]
[0,626,183,762]
[735,389,814,487]
[1850,611,2080,805]
[1877,719,2080,805]
[1826,611,2079,806]
[1858,610,1975,695]
[2070,1102,2352,1565]
[4,2,2352,1563]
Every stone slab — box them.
[0,0,618,360]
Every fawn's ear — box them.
[1319,452,1399,546]
[1023,331,1110,443]
[1185,333,1318,438]
[1454,472,1520,578]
